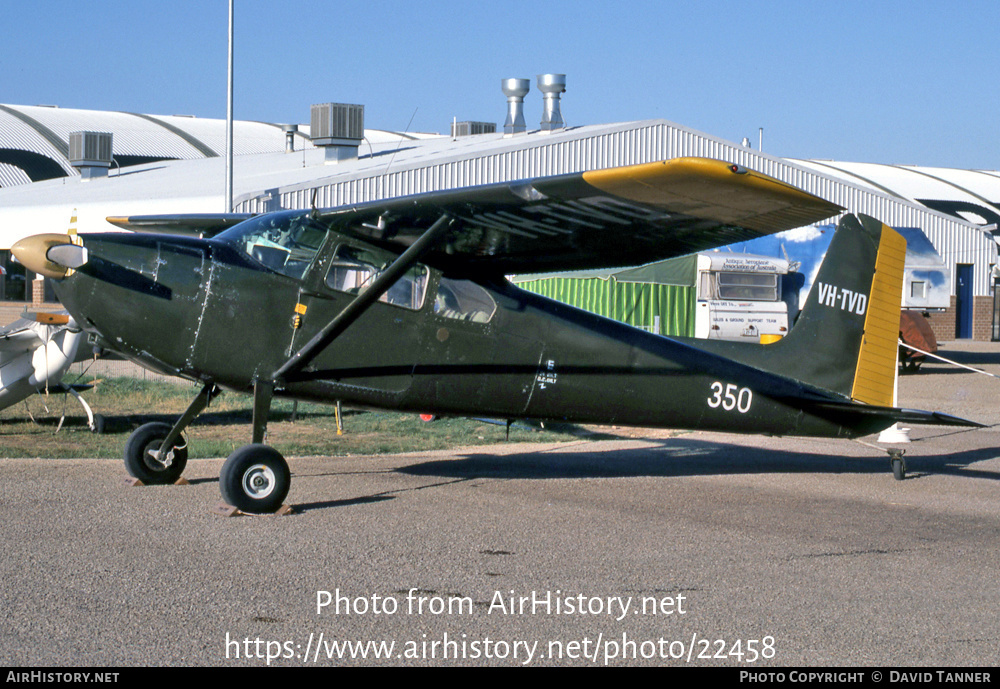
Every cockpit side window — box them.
[325,244,428,311]
[434,278,496,323]
[217,212,328,280]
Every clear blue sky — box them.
[7,1,999,169]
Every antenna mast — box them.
[225,0,234,212]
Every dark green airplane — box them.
[12,157,979,513]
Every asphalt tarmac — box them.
[1,342,998,667]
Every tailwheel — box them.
[220,444,290,514]
[124,422,188,484]
[888,449,907,481]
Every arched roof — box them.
[792,159,1000,227]
[0,104,439,189]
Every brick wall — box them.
[923,296,997,343]
[974,296,994,341]
[924,297,956,343]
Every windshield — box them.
[216,211,328,279]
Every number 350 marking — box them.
[707,382,753,413]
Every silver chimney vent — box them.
[537,74,566,132]
[69,131,113,180]
[502,78,530,135]
[281,124,299,152]
[311,103,364,164]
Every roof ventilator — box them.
[451,121,496,137]
[502,78,529,135]
[311,103,364,164]
[69,131,113,180]
[281,124,299,153]
[537,74,566,132]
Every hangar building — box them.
[0,85,996,341]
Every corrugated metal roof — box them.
[9,105,206,159]
[0,103,445,189]
[0,163,31,188]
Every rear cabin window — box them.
[434,278,496,323]
[325,244,428,311]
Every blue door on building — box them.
[956,264,973,339]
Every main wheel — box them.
[220,444,290,514]
[124,422,188,484]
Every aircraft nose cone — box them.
[11,234,87,279]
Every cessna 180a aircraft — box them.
[12,157,980,513]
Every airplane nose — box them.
[11,234,88,279]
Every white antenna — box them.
[383,108,418,176]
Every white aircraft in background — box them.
[0,311,103,432]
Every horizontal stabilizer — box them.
[812,400,984,429]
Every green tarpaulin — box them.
[515,273,696,337]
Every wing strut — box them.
[272,213,454,384]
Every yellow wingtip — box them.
[582,157,842,233]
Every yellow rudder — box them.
[851,223,906,406]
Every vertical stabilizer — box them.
[777,213,906,402]
[697,214,907,404]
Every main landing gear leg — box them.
[123,382,219,484]
[219,379,290,514]
[221,215,452,514]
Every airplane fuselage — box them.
[53,226,887,441]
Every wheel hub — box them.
[242,463,275,498]
[145,444,172,469]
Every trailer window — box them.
[716,272,780,301]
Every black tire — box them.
[220,444,290,514]
[891,457,906,481]
[91,414,105,434]
[124,422,188,484]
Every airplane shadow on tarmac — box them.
[391,437,1000,483]
[289,436,1000,512]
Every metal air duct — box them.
[502,78,530,135]
[537,74,566,132]
[281,124,299,152]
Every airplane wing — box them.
[106,214,253,237]
[318,157,843,275]
[0,313,76,354]
[0,319,44,353]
